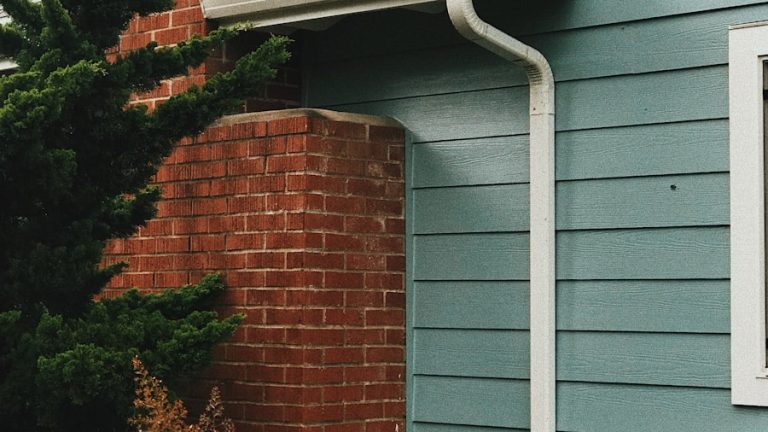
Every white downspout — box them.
[446,1,556,431]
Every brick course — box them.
[103,109,405,432]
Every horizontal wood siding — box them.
[413,281,529,329]
[414,280,730,333]
[557,383,768,431]
[412,376,530,429]
[303,0,766,430]
[411,121,728,186]
[413,173,728,232]
[412,423,527,432]
[414,228,729,280]
[413,329,730,388]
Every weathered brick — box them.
[288,252,344,270]
[191,234,225,251]
[346,329,386,345]
[268,117,311,136]
[226,271,266,288]
[172,181,211,198]
[348,141,388,161]
[324,347,364,365]
[156,200,192,217]
[155,271,188,287]
[156,237,189,253]
[366,347,404,363]
[386,256,405,272]
[306,136,347,157]
[228,382,265,402]
[365,310,403,327]
[365,237,404,254]
[325,309,365,326]
[346,292,384,308]
[245,286,287,305]
[250,136,289,155]
[171,7,203,25]
[246,252,286,269]
[365,383,405,400]
[192,197,229,215]
[385,329,405,345]
[232,122,267,139]
[267,154,307,173]
[190,161,227,179]
[137,13,170,32]
[119,33,151,51]
[346,254,386,271]
[304,214,344,231]
[210,178,249,196]
[324,385,365,403]
[326,423,365,432]
[138,255,174,271]
[345,216,386,234]
[365,199,402,216]
[228,158,266,176]
[208,215,246,233]
[326,196,366,214]
[246,214,285,231]
[344,403,384,421]
[208,253,247,269]
[250,175,287,193]
[174,253,208,270]
[344,366,386,383]
[123,272,154,287]
[226,233,265,250]
[154,26,188,46]
[324,272,364,289]
[366,421,402,432]
[385,218,405,234]
[229,196,266,213]
[384,291,405,309]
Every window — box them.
[730,20,768,407]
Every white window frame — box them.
[730,20,768,407]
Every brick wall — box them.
[108,0,302,111]
[103,109,406,432]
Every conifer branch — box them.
[0,0,44,33]
[110,28,237,93]
[151,35,291,141]
[0,24,24,58]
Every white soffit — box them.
[200,0,443,27]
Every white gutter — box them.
[201,0,441,26]
[446,1,556,431]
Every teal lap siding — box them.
[304,1,768,430]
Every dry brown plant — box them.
[130,357,234,432]
[194,386,235,432]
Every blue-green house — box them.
[207,0,768,430]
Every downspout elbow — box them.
[446,0,554,115]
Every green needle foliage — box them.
[0,0,290,430]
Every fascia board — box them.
[201,0,441,26]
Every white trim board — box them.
[200,0,442,27]
[730,20,768,407]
